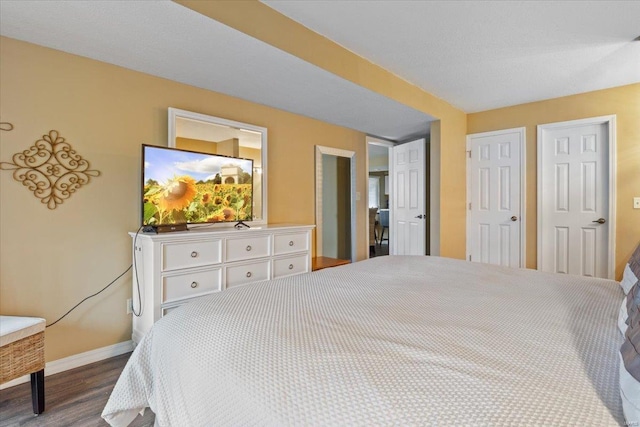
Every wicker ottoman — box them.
[0,316,46,414]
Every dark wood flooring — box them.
[0,352,154,427]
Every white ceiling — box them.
[265,0,640,112]
[1,1,637,143]
[0,0,433,142]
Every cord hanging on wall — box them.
[0,122,14,131]
[0,130,101,209]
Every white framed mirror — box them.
[168,108,267,226]
[315,145,357,262]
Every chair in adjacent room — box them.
[378,209,389,245]
[368,207,378,256]
[0,316,46,414]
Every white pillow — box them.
[620,297,629,335]
[620,352,640,425]
[621,264,639,295]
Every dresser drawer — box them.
[162,240,222,271]
[273,254,309,278]
[162,305,181,317]
[273,232,309,255]
[225,260,270,288]
[226,236,271,262]
[162,268,222,304]
[162,295,202,317]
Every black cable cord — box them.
[47,225,146,327]
[46,265,132,328]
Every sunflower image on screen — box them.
[142,145,253,226]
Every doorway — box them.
[315,146,357,263]
[537,116,616,279]
[367,138,393,257]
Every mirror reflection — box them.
[169,109,266,223]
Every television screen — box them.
[142,145,253,226]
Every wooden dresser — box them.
[130,224,314,344]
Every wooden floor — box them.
[0,352,154,427]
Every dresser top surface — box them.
[130,224,314,241]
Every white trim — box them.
[537,115,617,279]
[315,145,357,262]
[0,340,133,390]
[167,107,268,227]
[466,127,526,267]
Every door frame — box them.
[537,115,616,279]
[365,136,395,258]
[466,127,526,267]
[315,145,357,262]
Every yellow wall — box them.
[176,0,469,259]
[175,137,218,154]
[0,37,367,361]
[468,84,640,278]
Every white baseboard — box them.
[0,340,133,390]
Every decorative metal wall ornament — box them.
[0,130,101,209]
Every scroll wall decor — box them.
[0,130,101,209]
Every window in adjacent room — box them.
[368,176,380,208]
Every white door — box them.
[390,139,426,255]
[467,128,524,267]
[538,117,614,278]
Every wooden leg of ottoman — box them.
[30,369,45,414]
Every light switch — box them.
[356,192,361,201]
[634,197,640,209]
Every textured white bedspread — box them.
[103,256,624,426]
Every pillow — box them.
[620,280,640,424]
[621,263,639,295]
[629,243,640,286]
[627,281,640,325]
[619,352,640,425]
[620,297,629,335]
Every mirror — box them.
[168,108,267,225]
[315,145,356,262]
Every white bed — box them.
[103,256,626,426]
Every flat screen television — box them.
[141,144,253,227]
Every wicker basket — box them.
[0,331,45,384]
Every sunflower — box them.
[157,175,197,211]
[202,193,211,204]
[206,213,225,222]
[213,196,223,206]
[222,207,236,220]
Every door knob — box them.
[592,218,606,224]
[510,216,518,222]
[415,214,424,219]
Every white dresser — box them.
[130,224,314,343]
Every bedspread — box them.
[103,256,624,426]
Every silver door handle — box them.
[511,216,518,222]
[415,214,424,219]
[592,218,606,224]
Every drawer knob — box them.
[190,251,198,258]
[289,241,294,246]
[190,281,198,289]
[246,271,252,278]
[289,264,294,270]
[246,245,252,251]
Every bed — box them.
[103,255,635,426]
